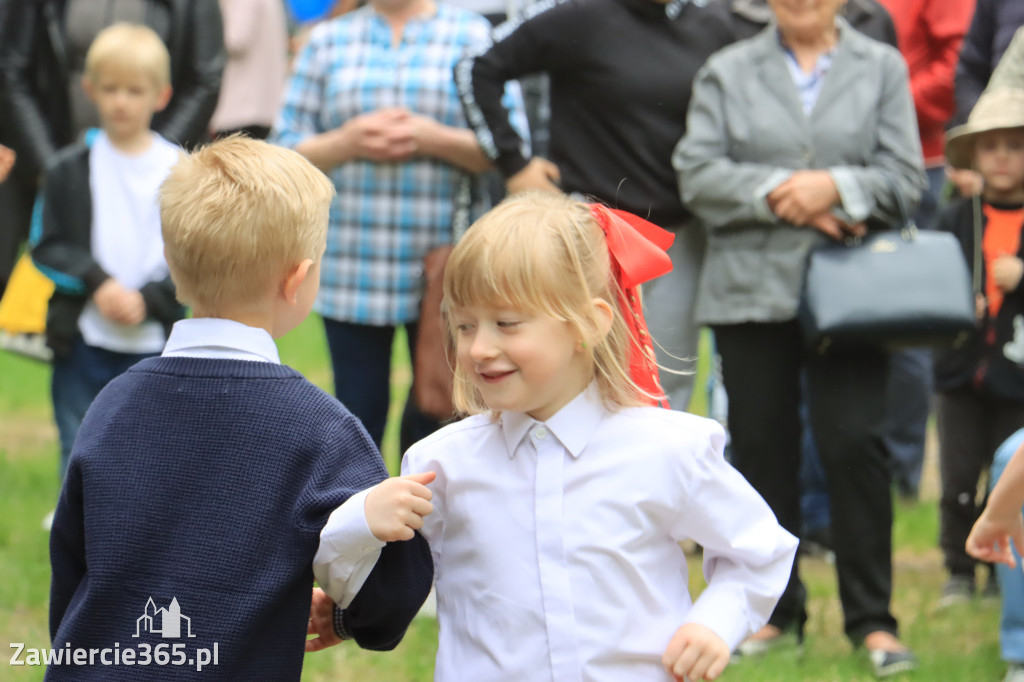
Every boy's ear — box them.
[281,258,314,305]
[154,84,173,112]
[82,75,95,102]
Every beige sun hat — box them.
[946,88,1024,169]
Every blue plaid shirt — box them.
[273,5,522,325]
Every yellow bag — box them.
[0,253,54,334]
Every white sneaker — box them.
[41,510,55,531]
[1005,663,1024,682]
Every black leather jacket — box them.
[0,0,224,177]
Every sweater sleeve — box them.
[300,409,434,650]
[139,276,185,326]
[455,0,579,178]
[336,531,434,651]
[49,458,88,642]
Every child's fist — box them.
[993,255,1024,293]
[364,471,435,542]
[662,623,730,681]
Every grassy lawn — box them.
[0,319,1006,680]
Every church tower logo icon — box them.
[133,597,196,639]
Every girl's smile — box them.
[452,303,591,422]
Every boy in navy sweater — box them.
[46,135,435,680]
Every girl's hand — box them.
[976,294,988,322]
[364,471,436,542]
[992,255,1024,293]
[662,623,730,681]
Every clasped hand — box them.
[93,278,146,325]
[768,170,864,240]
[343,108,438,163]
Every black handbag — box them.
[799,196,977,352]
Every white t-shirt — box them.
[78,132,180,354]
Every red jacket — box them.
[878,0,976,164]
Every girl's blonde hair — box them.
[443,192,654,415]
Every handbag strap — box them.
[972,193,983,296]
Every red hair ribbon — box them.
[588,204,675,408]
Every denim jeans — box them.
[991,428,1024,664]
[51,336,156,479]
[322,318,441,453]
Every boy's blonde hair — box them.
[443,192,652,415]
[160,136,335,311]
[84,23,171,88]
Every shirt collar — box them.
[162,318,281,364]
[499,383,606,459]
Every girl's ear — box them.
[590,297,614,341]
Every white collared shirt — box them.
[402,386,798,682]
[164,317,383,608]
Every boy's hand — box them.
[94,279,146,325]
[364,471,436,542]
[993,255,1024,293]
[662,623,730,681]
[306,587,342,652]
[947,167,983,197]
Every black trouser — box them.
[714,320,896,643]
[936,388,1024,577]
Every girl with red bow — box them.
[388,192,797,682]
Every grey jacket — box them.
[673,20,925,326]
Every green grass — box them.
[0,321,1007,680]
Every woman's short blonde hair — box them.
[84,23,171,88]
[443,192,652,415]
[159,135,335,311]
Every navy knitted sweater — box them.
[47,357,433,681]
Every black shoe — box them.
[936,575,974,609]
[868,648,917,678]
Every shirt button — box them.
[534,427,548,440]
